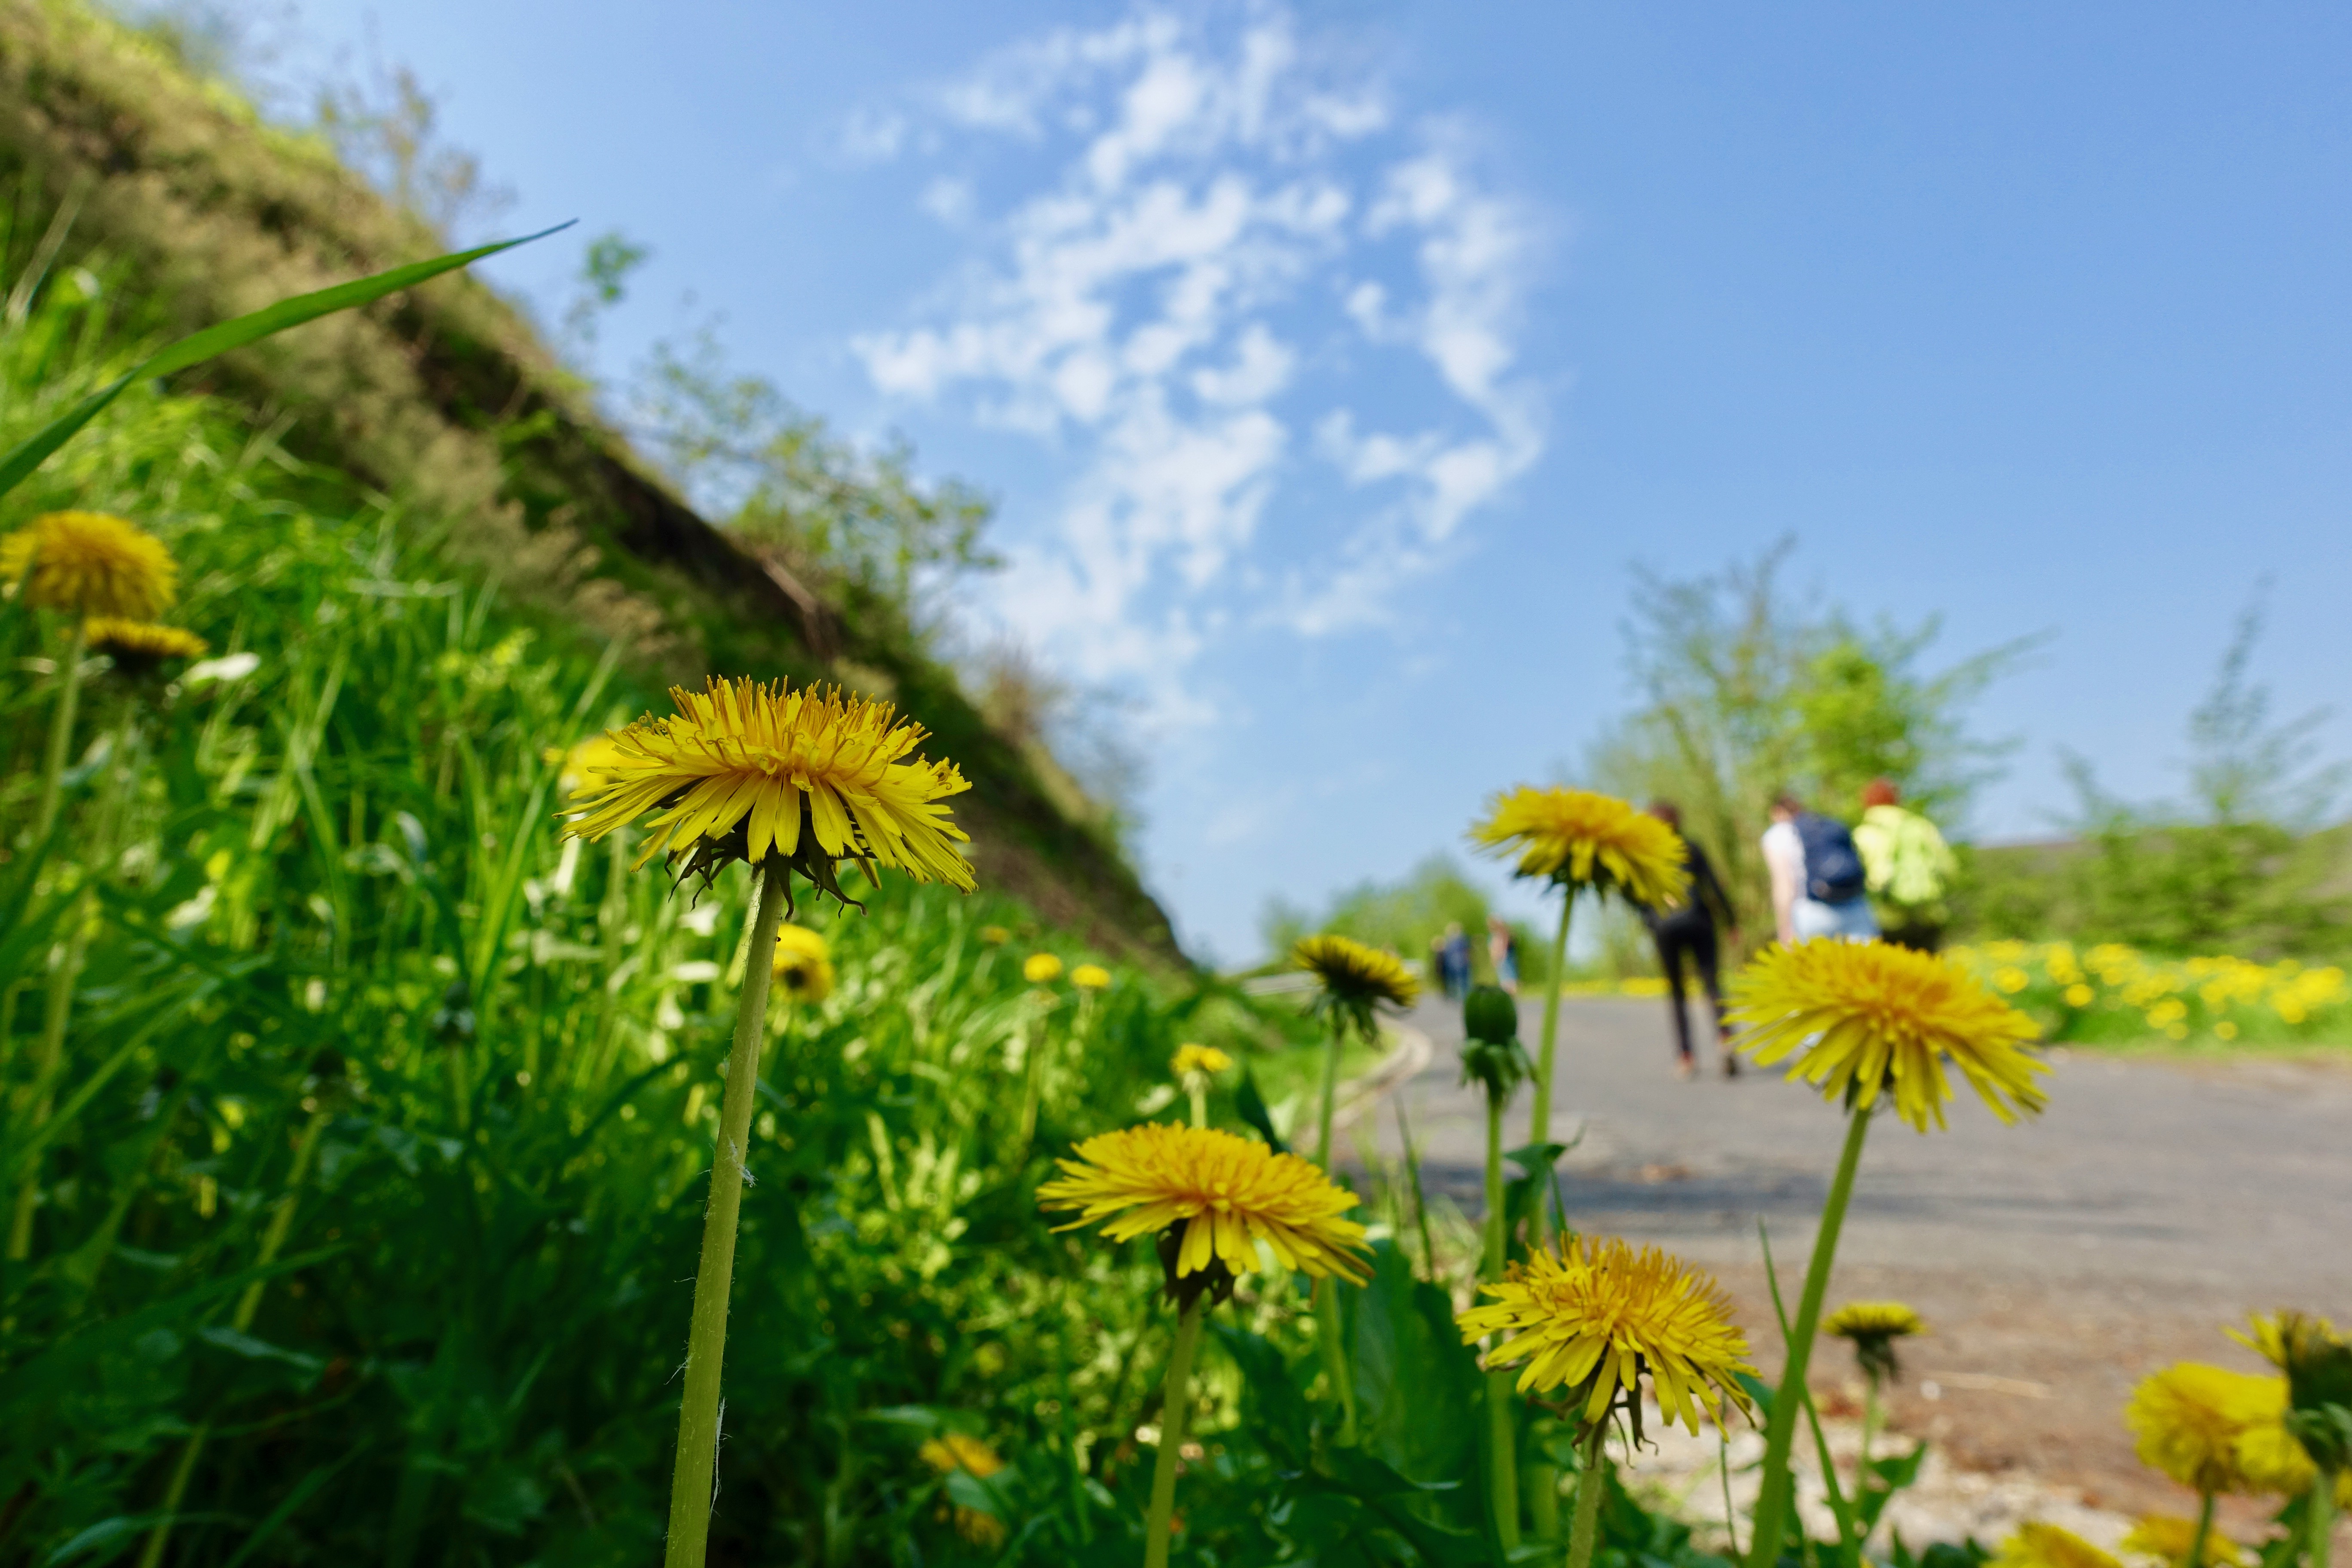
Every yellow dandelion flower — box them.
[920,1433,1008,1547]
[1828,1299,1924,1385]
[0,511,177,619]
[772,923,835,1003]
[1455,1235,1758,1435]
[2233,1311,2352,1475]
[2127,1363,2290,1495]
[1294,933,1419,1041]
[978,924,1013,945]
[1994,1522,2125,1568]
[1037,1124,1371,1305]
[1173,1044,1234,1078]
[1825,1301,1926,1343]
[1727,940,2048,1131]
[1994,965,2032,994]
[1071,963,1112,990]
[2066,983,2097,1008]
[83,617,207,674]
[565,678,973,903]
[2120,1514,2245,1568]
[1023,952,1064,984]
[1470,784,1690,908]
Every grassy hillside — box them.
[0,0,1176,960]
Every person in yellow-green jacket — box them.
[1852,778,1957,952]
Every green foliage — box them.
[1590,542,2034,947]
[1957,600,2349,957]
[637,330,1001,632]
[0,272,1225,1565]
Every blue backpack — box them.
[1794,812,1868,905]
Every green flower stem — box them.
[1187,1083,1207,1129]
[1745,1107,1873,1568]
[663,859,787,1568]
[1566,1422,1608,1568]
[1311,1015,1359,1445]
[2309,1470,2334,1568]
[1525,891,1575,1191]
[1314,1017,1346,1173]
[31,620,87,847]
[2188,1489,2215,1568]
[1484,1091,1521,1550]
[1144,1297,1208,1568]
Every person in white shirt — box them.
[1761,791,1880,945]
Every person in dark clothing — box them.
[1639,802,1742,1080]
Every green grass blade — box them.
[0,221,573,501]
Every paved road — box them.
[1353,992,2352,1519]
[1366,992,2352,1302]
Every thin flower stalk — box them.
[1745,1106,1872,1568]
[1567,1423,1608,1568]
[1144,1299,1208,1568]
[664,860,788,1566]
[1483,1087,1520,1550]
[1526,890,1573,1222]
[1462,983,1534,1547]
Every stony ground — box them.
[1355,992,2352,1551]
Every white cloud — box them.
[847,4,1545,718]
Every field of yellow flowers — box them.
[1947,942,2351,1046]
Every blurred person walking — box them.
[1638,803,1741,1079]
[1486,914,1521,996]
[1852,777,1957,952]
[1439,921,1473,998]
[1763,790,1880,944]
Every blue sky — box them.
[273,1,2352,961]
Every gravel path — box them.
[1357,992,2352,1534]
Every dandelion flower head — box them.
[1826,1301,1926,1343]
[2233,1310,2352,1468]
[1294,934,1418,1039]
[1072,963,1112,990]
[1470,785,1690,908]
[2120,1515,2245,1568]
[0,511,177,619]
[1456,1235,1757,1435]
[1826,1300,1926,1382]
[85,617,207,675]
[979,924,1012,945]
[564,678,972,903]
[1037,1124,1370,1306]
[772,923,836,1003]
[2126,1363,2291,1496]
[1023,952,1064,984]
[1173,1043,1233,1078]
[1993,1523,2124,1568]
[1728,939,2047,1131]
[919,1433,1007,1547]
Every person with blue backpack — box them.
[1761,790,1880,944]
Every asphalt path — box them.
[1366,992,2352,1303]
[1355,990,2352,1518]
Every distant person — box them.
[1439,921,1473,999]
[1637,802,1741,1080]
[1486,914,1521,996]
[1763,790,1880,944]
[1852,778,1957,952]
